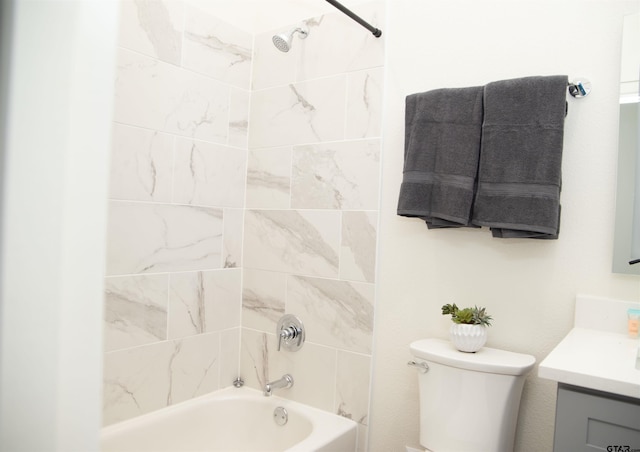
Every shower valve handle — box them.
[276,314,305,352]
[278,326,301,350]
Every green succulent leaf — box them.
[441,303,492,326]
[441,303,458,316]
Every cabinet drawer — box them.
[553,384,640,452]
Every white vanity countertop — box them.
[538,327,640,399]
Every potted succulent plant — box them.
[441,303,493,352]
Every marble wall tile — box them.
[239,328,337,412]
[268,338,337,412]
[242,269,286,331]
[103,340,175,425]
[109,123,174,202]
[114,49,230,144]
[118,0,184,65]
[103,333,221,425]
[246,147,292,209]
[229,88,250,149]
[239,329,270,389]
[346,67,384,139]
[169,333,221,405]
[295,3,385,82]
[249,76,347,148]
[182,5,252,89]
[251,29,297,91]
[340,211,378,283]
[168,269,241,339]
[336,351,371,425]
[291,139,380,210]
[287,276,374,354]
[104,274,169,352]
[172,137,247,208]
[219,328,241,387]
[106,201,223,275]
[222,208,244,269]
[243,210,340,277]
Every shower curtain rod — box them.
[325,0,382,37]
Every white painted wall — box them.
[0,1,118,450]
[370,1,640,451]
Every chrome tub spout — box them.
[263,374,294,397]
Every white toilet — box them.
[409,338,536,452]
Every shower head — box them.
[272,25,309,52]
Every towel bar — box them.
[568,78,591,98]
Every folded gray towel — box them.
[397,86,484,227]
[471,75,568,239]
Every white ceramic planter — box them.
[450,324,488,352]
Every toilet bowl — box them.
[409,338,535,452]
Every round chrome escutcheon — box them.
[273,406,288,426]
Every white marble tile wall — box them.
[106,202,224,275]
[246,146,293,208]
[249,76,348,148]
[172,138,247,208]
[104,0,250,426]
[243,209,341,277]
[103,330,240,425]
[104,274,169,352]
[117,0,184,65]
[114,48,232,144]
[346,67,385,139]
[242,3,384,449]
[181,5,252,89]
[109,124,174,203]
[341,211,378,283]
[104,2,384,445]
[291,139,381,210]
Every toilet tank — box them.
[410,338,535,452]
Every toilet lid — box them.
[410,338,536,376]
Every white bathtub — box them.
[100,386,358,452]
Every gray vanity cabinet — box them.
[553,383,640,451]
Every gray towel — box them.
[471,75,568,239]
[397,86,484,228]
